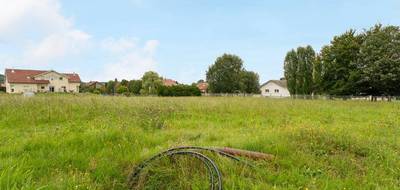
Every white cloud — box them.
[24,30,91,65]
[101,37,137,54]
[0,0,90,67]
[101,38,160,80]
[143,40,160,54]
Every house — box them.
[86,81,105,89]
[163,79,178,86]
[197,82,208,93]
[260,79,290,97]
[4,69,81,93]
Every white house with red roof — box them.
[4,69,81,93]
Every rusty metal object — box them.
[216,147,275,160]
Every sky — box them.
[0,0,399,84]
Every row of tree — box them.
[284,24,400,96]
[82,71,201,96]
[206,54,260,94]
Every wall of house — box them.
[35,72,70,92]
[6,83,38,93]
[260,82,290,97]
[68,83,80,93]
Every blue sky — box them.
[1,0,399,83]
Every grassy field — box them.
[0,95,399,189]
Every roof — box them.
[87,81,105,87]
[163,79,178,86]
[260,80,287,89]
[5,69,81,84]
[197,82,208,91]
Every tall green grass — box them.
[0,95,399,189]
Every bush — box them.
[117,86,129,94]
[158,84,201,96]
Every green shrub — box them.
[117,86,129,94]
[158,84,201,96]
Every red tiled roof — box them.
[197,82,208,92]
[163,79,178,86]
[65,73,81,83]
[5,69,81,84]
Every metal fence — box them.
[203,93,400,101]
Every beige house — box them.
[260,79,290,97]
[5,69,81,94]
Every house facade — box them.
[260,79,290,97]
[5,69,81,93]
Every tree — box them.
[358,24,400,96]
[128,80,142,95]
[140,71,162,95]
[313,55,323,94]
[206,54,244,93]
[283,46,315,95]
[297,46,315,95]
[105,80,117,94]
[120,79,129,87]
[320,30,362,95]
[240,71,260,94]
[197,79,205,84]
[284,49,298,95]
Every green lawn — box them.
[0,95,399,189]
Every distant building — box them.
[4,69,81,93]
[260,79,290,97]
[163,79,178,86]
[86,81,105,89]
[197,82,208,93]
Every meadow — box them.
[0,95,399,189]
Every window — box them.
[49,86,55,92]
[41,86,45,89]
[11,89,14,92]
[59,77,63,80]
[274,89,279,93]
[265,89,269,93]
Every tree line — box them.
[81,71,201,96]
[284,24,400,96]
[82,53,262,96]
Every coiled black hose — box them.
[128,146,250,190]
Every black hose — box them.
[127,146,249,190]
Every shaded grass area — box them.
[0,95,399,189]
